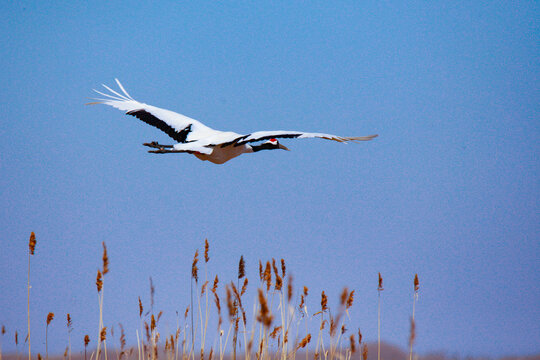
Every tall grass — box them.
[7,234,420,360]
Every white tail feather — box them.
[115,79,134,100]
[101,83,131,101]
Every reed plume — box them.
[409,274,420,360]
[377,272,384,360]
[204,239,210,263]
[27,232,36,360]
[256,289,273,327]
[263,262,272,291]
[191,250,199,283]
[0,325,5,360]
[96,270,103,292]
[46,313,54,360]
[297,334,311,349]
[67,314,72,360]
[321,291,328,312]
[84,335,90,360]
[102,242,109,275]
[349,334,356,354]
[238,256,245,280]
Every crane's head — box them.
[252,138,290,152]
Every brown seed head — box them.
[378,272,384,291]
[238,255,245,279]
[256,288,273,327]
[208,348,213,360]
[349,334,356,354]
[84,335,90,347]
[414,274,419,292]
[287,275,293,302]
[1,325,5,335]
[212,275,219,294]
[96,270,103,292]
[258,260,263,281]
[299,294,305,314]
[46,312,54,326]
[226,285,237,321]
[321,291,328,312]
[100,327,107,342]
[38,353,42,360]
[191,250,199,282]
[347,290,355,309]
[274,273,283,291]
[15,330,18,345]
[102,242,109,275]
[151,314,156,331]
[184,306,189,320]
[280,259,286,278]
[29,232,36,255]
[271,258,278,278]
[201,280,209,296]
[64,346,68,358]
[67,313,72,329]
[119,324,126,350]
[297,334,311,349]
[138,296,143,317]
[144,322,150,342]
[204,239,210,263]
[241,277,248,296]
[264,261,272,291]
[269,326,282,339]
[362,344,368,360]
[329,315,337,337]
[358,329,362,344]
[303,286,308,296]
[340,287,349,306]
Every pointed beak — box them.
[279,144,290,151]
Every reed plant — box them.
[9,236,421,360]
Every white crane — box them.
[88,79,378,164]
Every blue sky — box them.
[1,1,538,357]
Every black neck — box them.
[251,143,278,152]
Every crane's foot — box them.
[148,149,188,154]
[143,141,174,149]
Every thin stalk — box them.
[27,252,31,360]
[377,291,381,360]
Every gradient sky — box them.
[1,1,538,358]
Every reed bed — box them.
[3,233,420,360]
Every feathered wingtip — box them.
[85,78,135,105]
[321,134,379,143]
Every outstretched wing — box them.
[220,130,378,147]
[87,79,220,143]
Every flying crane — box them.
[88,79,377,164]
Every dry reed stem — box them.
[378,272,383,360]
[27,232,36,360]
[409,274,420,360]
[84,335,90,360]
[46,313,54,360]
